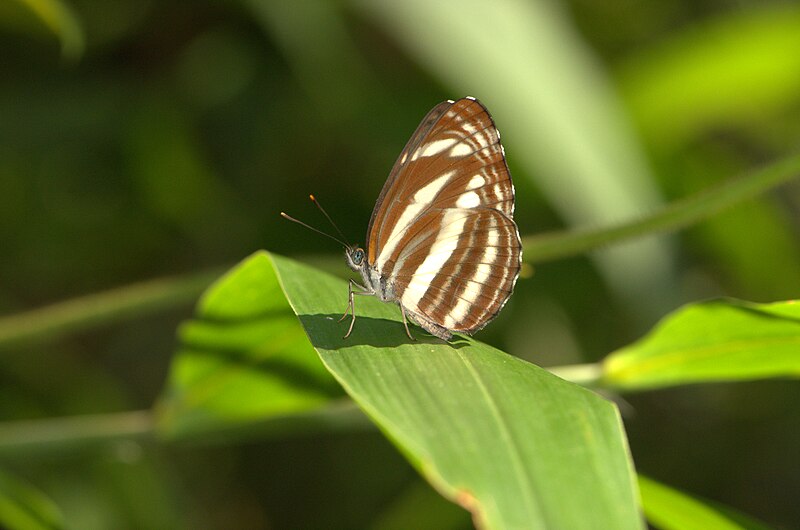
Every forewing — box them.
[365,100,453,264]
[367,97,514,266]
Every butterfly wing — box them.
[367,97,521,337]
[365,100,454,265]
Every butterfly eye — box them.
[352,248,365,265]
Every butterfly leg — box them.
[339,279,368,321]
[338,280,357,322]
[341,279,372,339]
[399,304,416,341]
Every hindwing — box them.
[366,97,522,337]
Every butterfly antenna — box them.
[309,195,351,246]
[280,211,349,248]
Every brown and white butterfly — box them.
[284,97,521,341]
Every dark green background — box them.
[1,1,799,528]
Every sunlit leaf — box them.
[270,252,643,530]
[157,253,343,439]
[639,475,773,530]
[604,299,800,391]
[0,468,64,530]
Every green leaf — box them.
[269,252,643,530]
[157,252,343,439]
[0,468,64,530]
[604,299,800,391]
[639,475,773,530]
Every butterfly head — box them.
[345,246,367,272]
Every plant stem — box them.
[0,364,606,457]
[523,153,800,263]
[0,269,221,351]
[0,410,155,457]
[0,402,369,457]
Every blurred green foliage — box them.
[1,0,799,528]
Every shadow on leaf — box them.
[298,313,469,350]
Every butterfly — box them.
[283,97,521,341]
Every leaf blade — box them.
[271,252,643,530]
[157,252,342,439]
[604,299,800,391]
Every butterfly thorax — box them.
[345,246,395,302]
